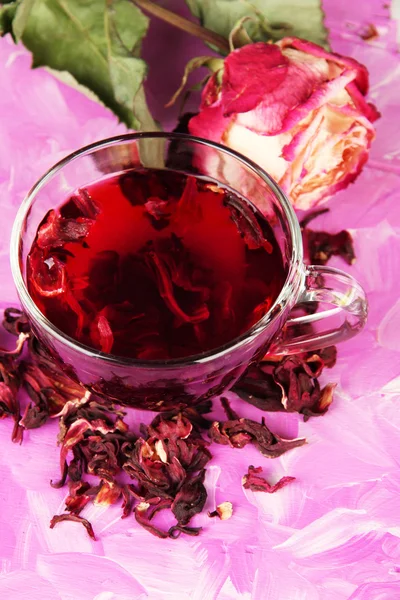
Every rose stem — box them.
[132,0,230,54]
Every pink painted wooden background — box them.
[0,1,399,598]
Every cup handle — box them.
[269,265,368,355]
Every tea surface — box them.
[27,169,287,359]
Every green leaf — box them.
[1,0,158,130]
[186,0,329,50]
[0,1,18,37]
[12,0,34,40]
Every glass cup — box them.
[10,133,367,410]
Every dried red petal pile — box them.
[0,309,31,442]
[0,309,87,439]
[0,355,23,443]
[49,395,306,540]
[0,196,356,539]
[234,347,337,421]
[123,412,212,538]
[21,336,89,429]
[0,307,337,539]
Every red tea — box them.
[27,169,286,360]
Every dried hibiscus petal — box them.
[144,198,171,229]
[167,402,213,433]
[20,361,65,428]
[174,176,202,225]
[84,435,122,479]
[37,209,94,249]
[274,357,321,412]
[171,469,207,526]
[69,187,99,219]
[123,438,172,495]
[234,347,337,420]
[24,340,87,416]
[28,248,67,297]
[48,395,136,530]
[0,362,23,443]
[50,513,96,541]
[134,498,172,539]
[94,480,122,506]
[147,412,193,441]
[121,485,136,519]
[50,460,68,489]
[2,308,30,336]
[168,524,202,538]
[301,382,337,421]
[305,229,356,266]
[145,248,209,325]
[234,367,283,412]
[64,480,92,514]
[0,331,30,359]
[273,356,336,419]
[359,23,379,41]
[242,466,295,493]
[0,372,24,451]
[90,313,114,354]
[146,413,212,472]
[209,398,306,458]
[228,195,273,253]
[19,392,49,429]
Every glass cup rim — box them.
[10,132,304,368]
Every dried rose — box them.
[189,39,379,210]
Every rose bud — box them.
[189,38,379,210]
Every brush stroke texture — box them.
[1,0,400,597]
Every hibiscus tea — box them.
[27,169,287,361]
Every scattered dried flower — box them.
[304,229,356,266]
[242,466,295,493]
[209,398,306,457]
[0,307,337,540]
[50,513,96,540]
[208,501,233,520]
[234,348,337,421]
[360,24,379,42]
